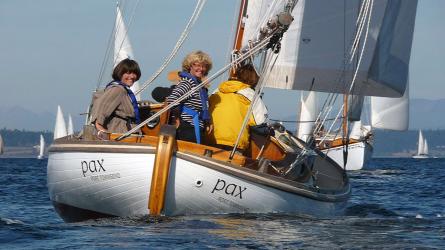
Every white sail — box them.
[67,114,74,135]
[0,134,4,155]
[297,91,317,142]
[424,139,429,155]
[114,5,141,100]
[349,121,363,140]
[54,105,67,140]
[37,134,45,159]
[371,84,409,131]
[242,0,418,97]
[417,130,425,156]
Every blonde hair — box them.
[182,50,213,76]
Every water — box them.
[0,158,444,249]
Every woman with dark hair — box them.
[91,58,142,134]
[166,50,213,143]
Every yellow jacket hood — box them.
[218,80,251,94]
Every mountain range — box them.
[0,106,84,132]
[0,98,444,132]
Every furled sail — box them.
[297,91,317,142]
[54,105,67,140]
[241,0,418,97]
[114,5,141,100]
[371,84,409,130]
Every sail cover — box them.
[241,0,418,97]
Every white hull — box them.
[412,155,428,159]
[47,143,349,221]
[322,141,373,171]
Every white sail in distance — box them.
[241,0,418,97]
[297,91,317,142]
[417,130,425,155]
[67,114,74,135]
[54,105,67,140]
[37,134,45,159]
[114,5,141,100]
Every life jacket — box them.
[178,71,210,144]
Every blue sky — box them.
[0,0,444,126]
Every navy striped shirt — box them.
[166,75,206,128]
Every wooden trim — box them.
[316,137,361,150]
[149,126,176,215]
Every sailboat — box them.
[47,0,417,222]
[0,134,4,155]
[54,105,67,140]
[67,114,74,136]
[279,0,416,170]
[296,91,374,171]
[317,120,374,171]
[413,130,429,158]
[37,134,45,160]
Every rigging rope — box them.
[113,0,140,66]
[316,0,374,149]
[134,0,207,96]
[96,0,141,90]
[117,30,277,140]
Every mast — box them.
[230,0,248,77]
[233,0,248,51]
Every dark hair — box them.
[112,58,141,81]
[236,64,259,87]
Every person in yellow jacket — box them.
[207,63,268,152]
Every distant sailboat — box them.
[67,114,74,135]
[37,134,45,160]
[0,134,4,155]
[413,130,429,159]
[54,105,67,140]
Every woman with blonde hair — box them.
[166,50,213,143]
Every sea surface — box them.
[0,158,444,249]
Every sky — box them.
[0,0,444,128]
